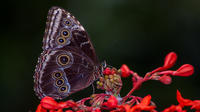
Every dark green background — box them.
[1,0,200,111]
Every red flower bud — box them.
[163,52,177,69]
[173,64,194,77]
[41,96,58,110]
[103,95,118,109]
[110,69,116,74]
[103,68,111,75]
[120,64,133,77]
[159,75,172,85]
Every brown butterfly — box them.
[34,6,101,100]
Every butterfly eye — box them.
[59,86,68,93]
[53,72,62,78]
[57,37,66,45]
[61,29,70,38]
[63,19,71,26]
[57,54,70,66]
[55,79,64,86]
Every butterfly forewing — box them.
[34,6,100,99]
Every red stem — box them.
[122,73,152,103]
[151,67,164,74]
[158,70,174,75]
[122,79,145,103]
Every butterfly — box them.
[34,6,101,100]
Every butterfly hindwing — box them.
[34,47,97,99]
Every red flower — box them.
[159,75,172,85]
[120,64,133,77]
[40,96,58,110]
[130,95,156,112]
[103,68,112,75]
[163,105,186,112]
[163,52,177,69]
[172,64,194,77]
[176,90,200,111]
[103,95,118,109]
[176,90,193,107]
[191,100,200,110]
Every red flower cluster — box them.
[36,94,156,112]
[103,68,116,75]
[35,52,197,112]
[36,90,200,112]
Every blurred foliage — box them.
[0,0,200,111]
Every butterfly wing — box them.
[42,7,98,63]
[34,7,100,99]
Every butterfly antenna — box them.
[107,64,114,68]
[101,60,114,68]
[99,61,107,77]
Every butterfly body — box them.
[34,7,100,99]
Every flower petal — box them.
[103,95,118,109]
[163,52,177,69]
[140,95,152,106]
[120,64,132,77]
[130,95,156,111]
[41,96,58,110]
[173,64,194,77]
[176,90,193,107]
[36,104,47,112]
